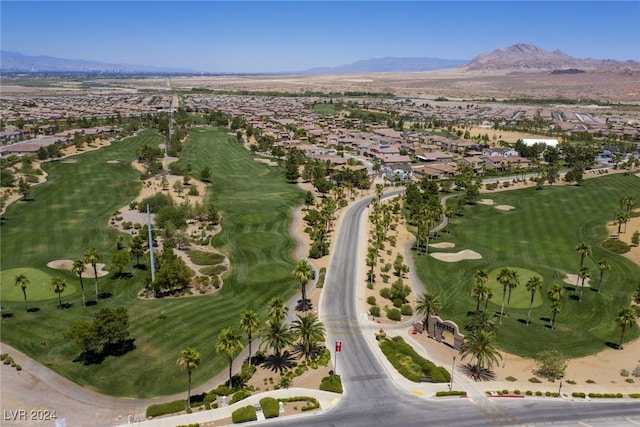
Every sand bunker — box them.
[106,160,120,164]
[47,260,109,278]
[61,159,77,163]
[564,273,591,288]
[495,205,515,211]
[430,249,482,262]
[429,242,456,249]
[478,199,495,205]
[254,158,278,166]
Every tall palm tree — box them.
[575,241,592,270]
[547,283,564,330]
[625,196,636,216]
[415,292,441,335]
[466,311,499,335]
[50,276,67,309]
[366,246,377,283]
[14,273,30,311]
[459,329,502,377]
[292,260,312,312]
[291,314,326,361]
[496,267,512,323]
[177,347,201,408]
[84,247,101,301]
[216,327,243,387]
[577,266,590,301]
[472,268,489,313]
[525,276,543,326]
[615,307,637,350]
[267,296,289,323]
[260,319,294,361]
[72,258,87,308]
[239,309,259,365]
[505,269,520,316]
[596,259,610,293]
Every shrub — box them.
[629,393,640,398]
[392,298,403,308]
[319,375,343,394]
[572,392,586,398]
[633,364,640,378]
[435,390,467,397]
[505,376,517,382]
[230,389,251,404]
[259,397,279,419]
[400,304,413,315]
[513,390,521,395]
[602,238,630,254]
[528,377,542,383]
[380,288,391,299]
[211,384,232,396]
[146,400,187,418]
[231,405,257,423]
[535,391,542,396]
[625,378,635,383]
[369,305,381,317]
[525,390,533,396]
[240,363,256,382]
[379,336,450,383]
[620,368,630,377]
[386,308,402,321]
[367,296,377,305]
[586,379,595,384]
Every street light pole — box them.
[558,376,563,396]
[450,355,456,391]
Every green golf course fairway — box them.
[0,127,304,397]
[487,268,543,309]
[414,173,640,358]
[1,268,77,301]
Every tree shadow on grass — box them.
[261,351,296,373]
[73,338,136,365]
[516,318,527,325]
[605,341,621,350]
[1,312,14,319]
[26,307,40,313]
[86,300,97,307]
[60,302,73,309]
[98,292,112,300]
[113,272,133,280]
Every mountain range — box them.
[1,44,638,75]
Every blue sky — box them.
[2,1,639,73]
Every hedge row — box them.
[379,336,450,383]
[435,391,467,397]
[146,400,187,418]
[231,405,256,424]
[259,397,279,419]
[281,396,320,411]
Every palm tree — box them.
[547,283,564,330]
[525,276,543,325]
[596,259,610,292]
[267,296,289,323]
[14,273,30,311]
[177,347,201,408]
[292,260,312,312]
[466,311,499,335]
[505,269,520,316]
[366,246,377,283]
[72,258,87,308]
[615,307,637,350]
[84,247,101,301]
[575,241,592,270]
[625,196,637,216]
[496,268,512,323]
[216,327,243,387]
[472,268,489,313]
[415,292,441,335]
[577,266,590,301]
[291,314,326,361]
[239,309,259,365]
[260,319,294,361]
[50,276,67,309]
[459,329,502,377]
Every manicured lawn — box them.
[414,174,640,358]
[0,127,304,397]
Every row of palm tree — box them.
[177,297,327,408]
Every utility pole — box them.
[147,204,155,282]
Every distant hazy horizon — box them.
[1,1,639,73]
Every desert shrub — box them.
[535,391,542,396]
[231,405,257,423]
[400,304,413,315]
[386,308,402,321]
[586,379,595,384]
[629,393,640,398]
[230,389,251,404]
[317,348,331,366]
[259,397,279,419]
[393,298,403,308]
[620,368,629,377]
[380,287,391,299]
[505,376,517,382]
[319,375,343,394]
[502,389,509,395]
[211,384,231,396]
[367,296,377,305]
[632,365,640,378]
[566,379,576,385]
[316,267,326,288]
[146,400,187,418]
[525,390,532,396]
[625,378,635,383]
[240,363,256,382]
[572,392,586,398]
[122,221,132,229]
[369,305,381,317]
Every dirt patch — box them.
[478,199,495,205]
[255,158,278,166]
[106,160,120,164]
[47,259,109,277]
[430,249,482,262]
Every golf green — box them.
[487,267,543,308]
[1,268,76,301]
